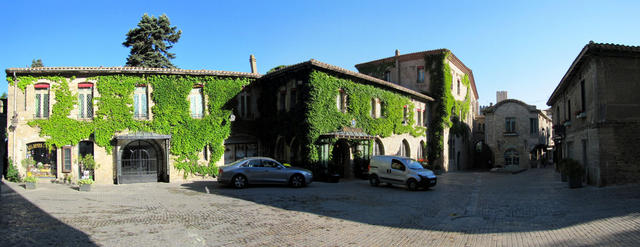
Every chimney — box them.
[249,54,257,74]
[395,49,400,56]
[394,49,400,84]
[496,91,508,103]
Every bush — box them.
[78,178,94,185]
[5,157,21,182]
[24,176,37,183]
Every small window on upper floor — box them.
[417,66,425,83]
[457,79,461,95]
[189,87,204,118]
[505,117,516,133]
[238,91,251,119]
[403,106,409,124]
[34,83,50,119]
[416,109,422,126]
[290,88,297,110]
[384,71,391,82]
[337,89,348,113]
[78,83,93,119]
[133,86,148,119]
[278,89,286,112]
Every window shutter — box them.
[134,94,140,117]
[79,94,85,118]
[87,94,93,118]
[35,94,41,118]
[43,93,49,118]
[141,93,147,117]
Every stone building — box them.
[482,98,552,169]
[5,66,259,184]
[254,59,432,179]
[355,49,480,171]
[547,42,640,186]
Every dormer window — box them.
[337,89,348,113]
[238,91,251,119]
[189,87,204,118]
[417,66,425,83]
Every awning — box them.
[115,131,171,140]
[320,127,374,140]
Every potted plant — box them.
[557,159,568,182]
[78,154,99,181]
[561,159,584,188]
[78,178,94,192]
[24,175,37,190]
[433,164,444,175]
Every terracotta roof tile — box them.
[5,66,260,78]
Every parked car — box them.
[218,157,313,189]
[368,155,437,190]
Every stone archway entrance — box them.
[332,139,351,178]
[115,132,171,184]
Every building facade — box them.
[482,99,553,169]
[548,42,640,186]
[355,49,480,171]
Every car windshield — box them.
[407,160,424,170]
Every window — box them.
[78,86,93,119]
[417,66,425,83]
[279,90,286,111]
[505,117,516,133]
[34,84,50,118]
[504,149,519,166]
[580,80,586,112]
[530,118,538,135]
[370,98,377,118]
[262,159,281,168]
[417,109,422,126]
[62,146,72,173]
[384,71,391,82]
[403,106,408,124]
[423,107,428,127]
[418,141,425,160]
[133,86,148,119]
[567,100,571,121]
[457,79,461,95]
[238,91,251,118]
[189,88,204,118]
[337,89,348,113]
[290,88,297,109]
[391,160,405,171]
[557,106,561,123]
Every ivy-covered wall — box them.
[425,52,472,167]
[12,74,250,178]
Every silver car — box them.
[217,157,313,189]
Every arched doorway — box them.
[400,139,410,157]
[472,141,494,169]
[26,142,57,178]
[373,138,384,156]
[274,137,285,162]
[121,140,160,183]
[332,139,351,178]
[289,138,300,165]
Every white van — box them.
[368,155,437,190]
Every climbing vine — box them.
[356,60,395,78]
[306,70,426,162]
[7,75,67,91]
[19,74,250,178]
[425,52,471,166]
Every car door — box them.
[388,159,407,184]
[262,159,288,183]
[244,159,267,183]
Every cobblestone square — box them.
[2,168,640,246]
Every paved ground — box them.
[1,167,640,247]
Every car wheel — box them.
[232,175,248,189]
[406,179,418,191]
[369,175,380,186]
[290,174,306,188]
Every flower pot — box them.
[79,184,92,192]
[25,182,36,190]
[568,175,582,189]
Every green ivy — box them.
[306,70,425,162]
[7,75,67,91]
[356,61,395,78]
[19,74,250,178]
[425,52,471,166]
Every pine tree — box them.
[31,59,43,67]
[123,14,182,68]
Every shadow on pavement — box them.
[181,168,640,234]
[0,181,97,246]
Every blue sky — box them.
[2,0,639,109]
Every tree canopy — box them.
[31,59,43,68]
[123,14,182,68]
